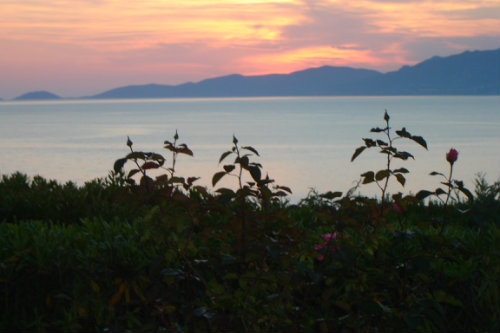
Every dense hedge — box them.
[0,172,499,332]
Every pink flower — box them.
[446,148,458,164]
[393,202,403,213]
[317,255,325,261]
[314,244,324,251]
[322,233,337,241]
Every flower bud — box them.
[446,148,458,164]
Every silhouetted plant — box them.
[351,110,428,213]
[212,135,291,204]
[416,148,473,234]
[113,131,198,196]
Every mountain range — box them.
[10,48,500,100]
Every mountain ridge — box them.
[10,48,500,100]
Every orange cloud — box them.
[338,0,499,37]
[0,0,304,50]
[240,45,385,74]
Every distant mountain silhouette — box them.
[10,48,500,100]
[15,91,61,100]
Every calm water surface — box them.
[1,96,499,200]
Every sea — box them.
[1,96,499,201]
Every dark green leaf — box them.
[351,146,366,162]
[219,151,232,163]
[232,135,238,145]
[395,174,406,187]
[395,127,411,138]
[237,156,249,168]
[177,145,194,156]
[435,188,447,195]
[370,127,385,133]
[141,162,159,170]
[416,190,433,200]
[212,171,226,186]
[394,151,414,160]
[186,177,199,185]
[168,176,185,184]
[126,152,146,160]
[149,153,165,162]
[376,140,388,146]
[127,169,140,178]
[459,187,473,200]
[430,171,445,177]
[113,158,127,173]
[223,164,235,173]
[248,166,261,182]
[375,169,390,181]
[215,188,235,197]
[275,185,292,194]
[363,138,377,147]
[126,136,133,147]
[410,135,428,149]
[242,146,260,156]
[455,181,473,200]
[384,110,390,122]
[320,191,343,200]
[393,167,409,174]
[361,171,375,184]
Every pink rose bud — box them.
[446,148,458,164]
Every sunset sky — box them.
[1,0,499,99]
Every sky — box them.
[1,0,499,99]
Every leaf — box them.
[113,158,127,173]
[320,191,342,200]
[351,146,366,162]
[416,190,433,200]
[126,136,133,147]
[375,169,390,181]
[223,164,236,173]
[393,167,409,174]
[394,151,414,160]
[361,171,375,184]
[242,146,260,156]
[248,166,261,182]
[395,127,411,138]
[376,140,388,146]
[457,186,473,200]
[430,171,445,177]
[219,151,232,163]
[149,153,165,162]
[232,135,238,145]
[363,138,377,147]
[370,127,385,133]
[237,155,249,168]
[126,152,146,160]
[410,135,428,149]
[178,146,194,157]
[127,169,140,178]
[384,110,390,122]
[168,176,185,184]
[186,177,199,185]
[212,171,226,187]
[275,185,292,194]
[141,162,159,170]
[216,188,235,197]
[395,173,406,187]
[193,186,209,197]
[435,188,447,195]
